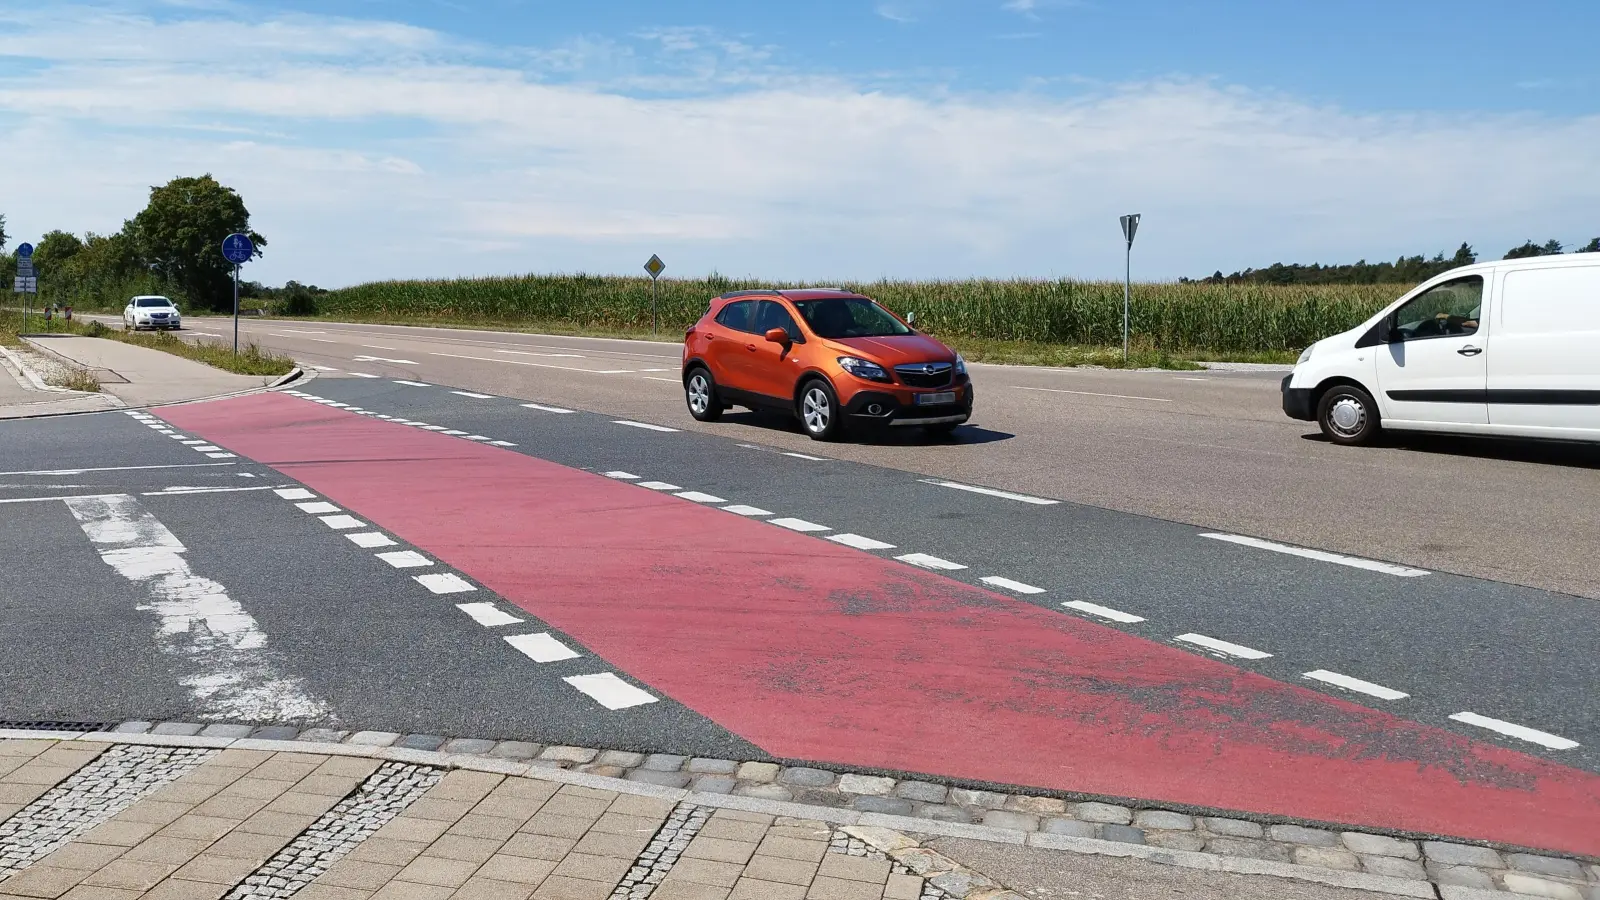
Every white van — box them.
[1282,254,1600,445]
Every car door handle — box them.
[1457,346,1483,356]
[746,344,757,351]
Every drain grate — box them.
[0,720,113,732]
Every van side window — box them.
[1392,276,1483,341]
[715,300,756,333]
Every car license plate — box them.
[916,391,956,406]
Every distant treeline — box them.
[1190,238,1600,286]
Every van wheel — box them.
[1317,385,1380,446]
[798,379,843,441]
[684,367,723,422]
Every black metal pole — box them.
[233,263,239,354]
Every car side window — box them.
[1392,276,1483,341]
[714,300,755,333]
[754,301,804,342]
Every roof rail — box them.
[716,289,777,299]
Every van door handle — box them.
[1457,346,1483,356]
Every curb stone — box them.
[2,723,1595,899]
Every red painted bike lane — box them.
[161,393,1600,855]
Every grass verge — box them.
[54,366,102,392]
[24,318,296,377]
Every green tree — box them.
[32,230,84,274]
[1504,240,1549,259]
[0,212,8,253]
[1576,238,1600,253]
[125,175,265,311]
[1541,239,1564,255]
[1450,242,1476,266]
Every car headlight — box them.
[955,353,967,376]
[837,356,890,382]
[1296,345,1315,365]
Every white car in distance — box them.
[123,296,182,331]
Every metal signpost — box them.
[1119,214,1141,362]
[644,254,666,334]
[221,233,255,354]
[14,243,36,332]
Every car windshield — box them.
[135,298,173,308]
[793,298,911,339]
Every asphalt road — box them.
[122,313,1600,600]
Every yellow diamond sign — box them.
[643,254,666,279]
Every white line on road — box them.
[982,576,1046,594]
[505,633,580,663]
[319,514,366,530]
[430,351,633,374]
[414,572,476,594]
[141,486,276,497]
[458,603,521,627]
[643,376,679,383]
[920,479,1059,505]
[295,501,341,514]
[421,425,448,431]
[564,673,658,710]
[489,441,517,447]
[896,552,966,571]
[0,463,235,477]
[1015,386,1173,402]
[376,550,433,569]
[1449,712,1578,750]
[521,403,574,414]
[613,420,679,432]
[466,435,491,441]
[783,452,828,461]
[1175,633,1272,660]
[1199,533,1430,577]
[637,481,681,491]
[361,345,398,351]
[496,350,584,358]
[1062,600,1144,623]
[675,491,727,503]
[721,505,772,516]
[450,391,494,399]
[193,446,224,452]
[828,533,896,551]
[348,373,381,378]
[443,430,469,436]
[393,380,431,387]
[603,472,639,480]
[346,532,397,548]
[1304,670,1409,701]
[205,453,237,459]
[771,517,830,533]
[278,329,326,335]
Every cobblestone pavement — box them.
[1,734,1597,900]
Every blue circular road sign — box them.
[221,233,254,265]
[15,243,33,258]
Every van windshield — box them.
[793,298,911,339]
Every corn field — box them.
[317,275,1403,353]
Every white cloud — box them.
[1,5,1597,288]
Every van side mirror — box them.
[763,327,791,346]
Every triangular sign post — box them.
[1119,214,1141,361]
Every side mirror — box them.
[1377,319,1396,343]
[763,327,791,346]
[906,311,917,326]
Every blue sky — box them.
[0,1,1596,287]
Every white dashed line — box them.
[828,534,896,551]
[613,420,679,433]
[349,373,381,378]
[1175,633,1272,660]
[675,491,727,504]
[206,453,236,459]
[896,552,966,571]
[295,501,341,514]
[1015,386,1173,402]
[981,576,1045,594]
[771,518,830,533]
[489,441,517,447]
[1062,600,1144,623]
[414,572,476,594]
[1448,712,1577,750]
[505,633,580,663]
[443,430,469,436]
[376,550,433,569]
[1199,533,1429,577]
[181,440,206,445]
[193,445,223,452]
[783,452,828,461]
[637,481,681,491]
[1304,670,1409,701]
[921,480,1059,506]
[466,435,491,441]
[421,425,448,431]
[274,489,316,500]
[721,505,772,516]
[346,532,397,548]
[604,472,640,480]
[458,603,521,627]
[430,350,633,374]
[319,515,366,530]
[394,380,431,387]
[564,673,659,710]
[497,350,584,358]
[522,404,574,414]
[643,377,679,383]
[451,391,494,399]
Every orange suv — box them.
[681,289,973,440]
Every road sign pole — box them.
[642,254,666,335]
[1123,243,1131,362]
[233,263,240,354]
[651,278,657,335]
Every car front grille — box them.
[894,362,954,388]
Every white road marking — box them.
[1176,377,1209,381]
[982,575,1046,594]
[1175,633,1272,660]
[639,368,674,372]
[393,380,431,387]
[895,552,967,570]
[564,673,659,710]
[141,486,276,496]
[1449,712,1578,750]
[376,550,432,569]
[1015,386,1173,403]
[458,603,521,627]
[63,494,325,720]
[442,430,469,436]
[828,534,896,550]
[349,372,381,379]
[604,471,640,480]
[278,329,327,335]
[496,350,584,358]
[205,453,236,459]
[1199,533,1430,577]
[319,514,366,530]
[783,452,828,461]
[182,440,207,445]
[505,633,580,663]
[1062,600,1144,623]
[521,403,574,413]
[1304,670,1409,701]
[294,501,341,514]
[421,425,448,431]
[346,532,397,548]
[450,391,494,399]
[675,491,727,503]
[643,376,679,383]
[921,479,1059,506]
[192,445,223,452]
[415,572,476,594]
[0,463,233,476]
[637,481,681,491]
[352,354,418,365]
[489,441,517,447]
[361,345,398,351]
[771,518,830,533]
[613,420,679,432]
[722,505,772,516]
[466,435,491,441]
[431,350,633,374]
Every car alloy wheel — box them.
[687,372,711,415]
[802,386,832,434]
